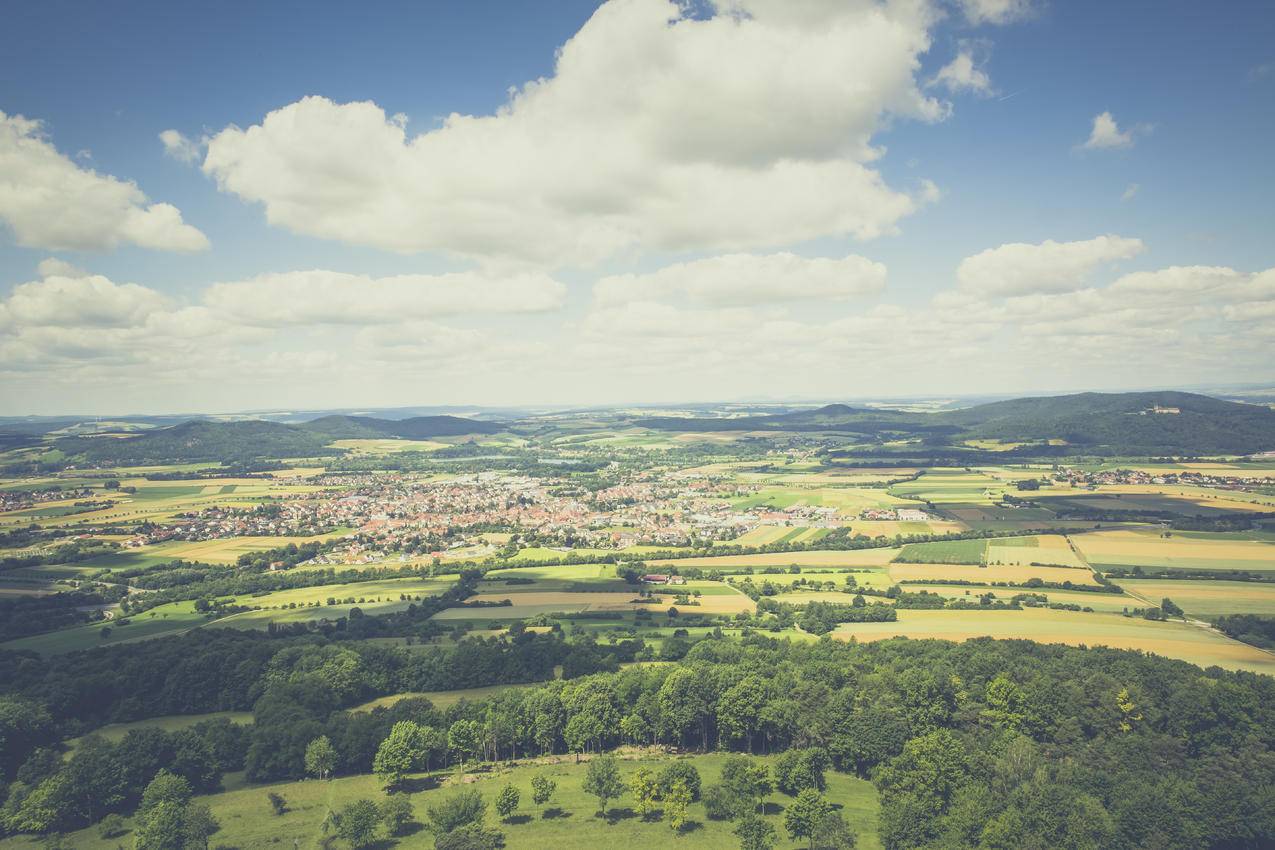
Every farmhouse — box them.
[641,574,687,585]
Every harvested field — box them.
[1117,579,1275,617]
[888,561,1101,586]
[646,548,901,569]
[1072,529,1275,573]
[833,609,1275,675]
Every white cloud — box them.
[1121,183,1139,202]
[200,0,948,266]
[0,266,170,330]
[930,48,993,95]
[593,252,886,307]
[203,269,566,326]
[955,0,1035,25]
[957,235,1145,296]
[0,111,209,252]
[1081,111,1134,150]
[159,129,202,164]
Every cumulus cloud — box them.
[0,111,209,252]
[930,47,993,95]
[203,269,566,326]
[593,252,887,307]
[200,0,949,266]
[957,235,1145,296]
[159,129,202,164]
[1121,183,1139,202]
[1081,111,1134,150]
[955,0,1035,25]
[0,265,170,330]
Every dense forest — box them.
[2,629,1273,848]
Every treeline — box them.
[4,633,1275,846]
[1213,614,1275,650]
[0,586,126,641]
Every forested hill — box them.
[56,420,336,465]
[639,391,1275,454]
[301,414,504,439]
[941,391,1275,454]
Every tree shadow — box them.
[504,814,532,826]
[542,807,570,820]
[607,807,638,823]
[759,801,785,816]
[676,820,703,834]
[396,822,426,837]
[397,776,442,794]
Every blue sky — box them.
[1,0,1273,414]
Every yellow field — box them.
[986,534,1086,568]
[1072,528,1275,571]
[647,548,901,569]
[910,583,1136,612]
[773,590,894,605]
[833,608,1275,675]
[1116,579,1275,617]
[888,561,1101,586]
[328,438,447,454]
[436,588,755,619]
[133,531,353,564]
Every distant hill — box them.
[56,420,337,465]
[939,391,1275,454]
[301,414,504,440]
[639,392,1275,455]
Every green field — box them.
[895,538,988,565]
[0,752,881,850]
[1117,579,1275,617]
[0,600,210,655]
[65,711,253,753]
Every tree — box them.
[181,803,219,850]
[785,788,832,850]
[657,761,702,801]
[583,754,624,817]
[720,755,771,815]
[495,785,520,822]
[735,813,777,850]
[139,770,192,814]
[433,824,504,850]
[133,800,185,850]
[305,735,337,781]
[374,721,427,789]
[427,789,487,835]
[448,720,483,769]
[380,795,415,836]
[812,810,856,849]
[267,792,287,816]
[333,799,380,849]
[630,767,660,820]
[531,774,556,808]
[664,778,692,832]
[775,749,827,795]
[1162,597,1184,617]
[98,813,126,839]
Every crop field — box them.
[328,438,447,453]
[888,471,1008,504]
[887,561,1101,586]
[907,584,1136,612]
[729,486,906,514]
[0,751,881,850]
[1117,579,1275,617]
[1071,528,1275,573]
[850,519,968,537]
[480,563,629,591]
[895,538,988,564]
[986,534,1086,568]
[833,609,1275,675]
[772,590,893,605]
[727,525,793,546]
[645,548,901,570]
[434,584,755,619]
